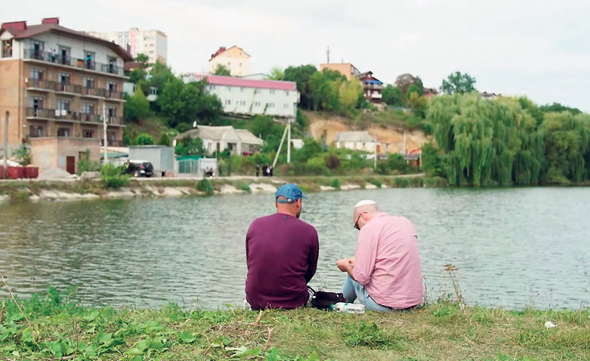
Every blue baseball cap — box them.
[275,183,307,203]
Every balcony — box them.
[50,81,82,95]
[80,87,106,98]
[23,50,125,77]
[26,107,55,120]
[364,83,384,90]
[105,90,126,101]
[26,79,53,92]
[106,116,124,125]
[101,139,124,147]
[80,113,102,123]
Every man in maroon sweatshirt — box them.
[245,184,319,310]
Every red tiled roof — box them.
[0,23,133,61]
[191,74,297,91]
[209,46,227,61]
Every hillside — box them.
[305,111,430,154]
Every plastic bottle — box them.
[331,302,365,313]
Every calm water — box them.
[1,187,589,310]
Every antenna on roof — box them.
[326,46,330,63]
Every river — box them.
[1,187,589,310]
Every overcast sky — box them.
[2,0,589,111]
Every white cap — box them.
[354,200,377,208]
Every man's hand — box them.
[336,258,352,273]
[348,257,355,267]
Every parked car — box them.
[124,160,154,177]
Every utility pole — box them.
[272,124,289,169]
[102,103,108,164]
[288,105,295,163]
[374,139,377,170]
[326,46,330,63]
[3,111,8,179]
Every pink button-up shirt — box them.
[353,212,424,309]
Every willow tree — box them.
[540,112,590,183]
[427,93,544,186]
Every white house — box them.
[175,125,263,156]
[182,73,299,118]
[335,131,388,153]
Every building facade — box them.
[0,18,132,173]
[183,74,299,119]
[319,63,361,81]
[87,28,167,65]
[209,46,251,77]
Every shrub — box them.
[100,164,130,189]
[368,179,382,188]
[135,133,154,145]
[235,180,251,192]
[196,178,214,195]
[325,154,341,170]
[330,178,341,189]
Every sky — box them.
[2,0,589,111]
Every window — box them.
[225,100,231,105]
[30,69,44,88]
[30,97,44,109]
[58,72,70,85]
[254,101,261,107]
[285,91,289,96]
[82,103,95,114]
[106,81,117,92]
[240,100,246,106]
[57,128,70,137]
[29,125,44,137]
[57,99,70,111]
[84,52,95,70]
[268,103,275,108]
[58,46,70,65]
[1,39,13,58]
[209,85,216,90]
[269,90,275,95]
[107,106,117,117]
[226,86,231,91]
[82,130,94,138]
[240,87,245,92]
[84,77,95,88]
[284,104,289,109]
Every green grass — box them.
[1,289,589,361]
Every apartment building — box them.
[209,46,251,77]
[88,28,167,64]
[0,18,133,173]
[182,74,299,119]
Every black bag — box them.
[308,287,347,310]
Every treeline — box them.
[422,93,590,186]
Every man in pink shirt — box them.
[336,200,424,312]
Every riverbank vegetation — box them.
[0,288,588,360]
[422,94,590,186]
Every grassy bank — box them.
[0,174,439,201]
[0,290,589,361]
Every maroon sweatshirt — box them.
[245,213,319,309]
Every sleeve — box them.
[304,229,320,283]
[353,228,379,286]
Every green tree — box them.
[539,102,582,116]
[407,92,428,119]
[540,112,590,183]
[213,64,231,76]
[382,85,404,107]
[175,136,205,155]
[309,71,341,111]
[135,133,154,145]
[124,88,151,123]
[338,79,363,111]
[518,96,544,125]
[406,84,421,99]
[283,65,318,110]
[157,132,172,146]
[440,72,477,94]
[427,93,543,186]
[267,67,284,80]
